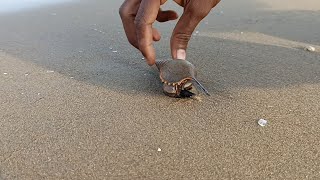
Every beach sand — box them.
[0,0,320,179]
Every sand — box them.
[0,0,320,179]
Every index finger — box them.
[134,0,160,65]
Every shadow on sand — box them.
[0,0,319,96]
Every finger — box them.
[135,0,160,65]
[170,2,212,60]
[119,0,141,49]
[173,0,185,6]
[153,28,161,41]
[156,9,179,22]
[160,0,168,5]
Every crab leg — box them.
[192,78,210,96]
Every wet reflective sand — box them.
[0,0,74,13]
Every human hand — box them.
[119,0,220,65]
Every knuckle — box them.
[190,8,208,20]
[138,39,148,49]
[134,16,146,28]
[119,4,129,18]
[137,41,144,50]
[173,33,191,45]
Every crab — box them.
[155,59,210,98]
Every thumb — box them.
[170,3,211,60]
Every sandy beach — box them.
[1,0,320,179]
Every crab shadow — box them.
[0,0,319,97]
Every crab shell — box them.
[155,59,197,97]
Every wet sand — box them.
[1,0,320,179]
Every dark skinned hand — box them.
[119,0,221,65]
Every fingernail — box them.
[177,49,186,60]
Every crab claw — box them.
[162,84,180,98]
[162,82,196,98]
[180,90,195,98]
